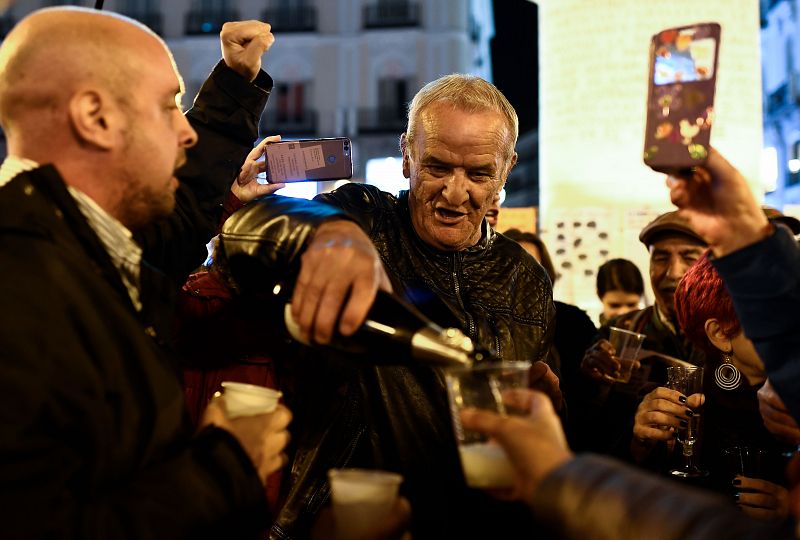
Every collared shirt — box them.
[0,157,143,311]
[654,302,677,335]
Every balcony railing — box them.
[185,9,240,36]
[125,12,163,35]
[357,107,407,134]
[363,2,420,29]
[262,6,317,33]
[260,108,318,136]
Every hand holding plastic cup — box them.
[604,326,646,383]
[220,381,282,419]
[328,468,403,540]
[445,361,531,489]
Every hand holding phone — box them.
[263,137,353,183]
[643,23,721,173]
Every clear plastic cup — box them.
[445,361,531,488]
[605,326,646,383]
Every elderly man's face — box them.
[403,102,516,251]
[649,234,706,320]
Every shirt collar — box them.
[0,155,39,187]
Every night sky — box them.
[491,0,538,135]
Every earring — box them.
[715,351,741,390]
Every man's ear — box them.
[67,88,121,150]
[704,318,730,353]
[504,151,518,179]
[400,132,411,179]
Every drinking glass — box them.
[667,365,707,478]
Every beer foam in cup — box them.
[220,381,282,418]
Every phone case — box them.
[643,23,721,173]
[264,137,353,183]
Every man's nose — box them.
[441,170,469,205]
[666,255,686,280]
[177,112,198,149]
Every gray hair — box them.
[405,74,519,159]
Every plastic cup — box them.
[445,361,531,488]
[220,381,282,418]
[328,468,403,540]
[604,326,646,383]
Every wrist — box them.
[711,220,773,258]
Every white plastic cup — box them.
[328,468,403,540]
[220,381,282,418]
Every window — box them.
[377,78,409,125]
[119,0,162,34]
[261,82,316,136]
[186,0,238,35]
[788,141,800,186]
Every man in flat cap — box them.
[568,211,708,457]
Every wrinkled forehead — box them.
[648,233,706,253]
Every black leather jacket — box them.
[317,184,555,363]
[220,185,555,539]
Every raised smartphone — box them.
[643,22,721,173]
[264,137,353,183]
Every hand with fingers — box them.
[311,497,412,540]
[220,20,275,82]
[291,219,392,345]
[758,379,800,445]
[459,389,573,508]
[230,135,286,203]
[529,361,563,411]
[633,386,697,444]
[734,476,790,521]
[666,147,771,258]
[201,399,292,485]
[580,339,630,382]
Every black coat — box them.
[0,62,272,539]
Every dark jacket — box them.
[713,227,800,422]
[220,185,555,539]
[0,62,273,539]
[316,184,555,363]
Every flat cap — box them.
[639,210,706,247]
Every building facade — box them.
[0,0,495,195]
[761,0,800,206]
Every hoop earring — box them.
[715,351,741,390]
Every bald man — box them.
[0,8,290,538]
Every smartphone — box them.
[643,22,721,173]
[263,137,353,183]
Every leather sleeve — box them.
[531,454,790,540]
[220,195,355,294]
[135,61,272,285]
[314,183,387,234]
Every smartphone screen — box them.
[643,23,721,173]
[264,137,353,183]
